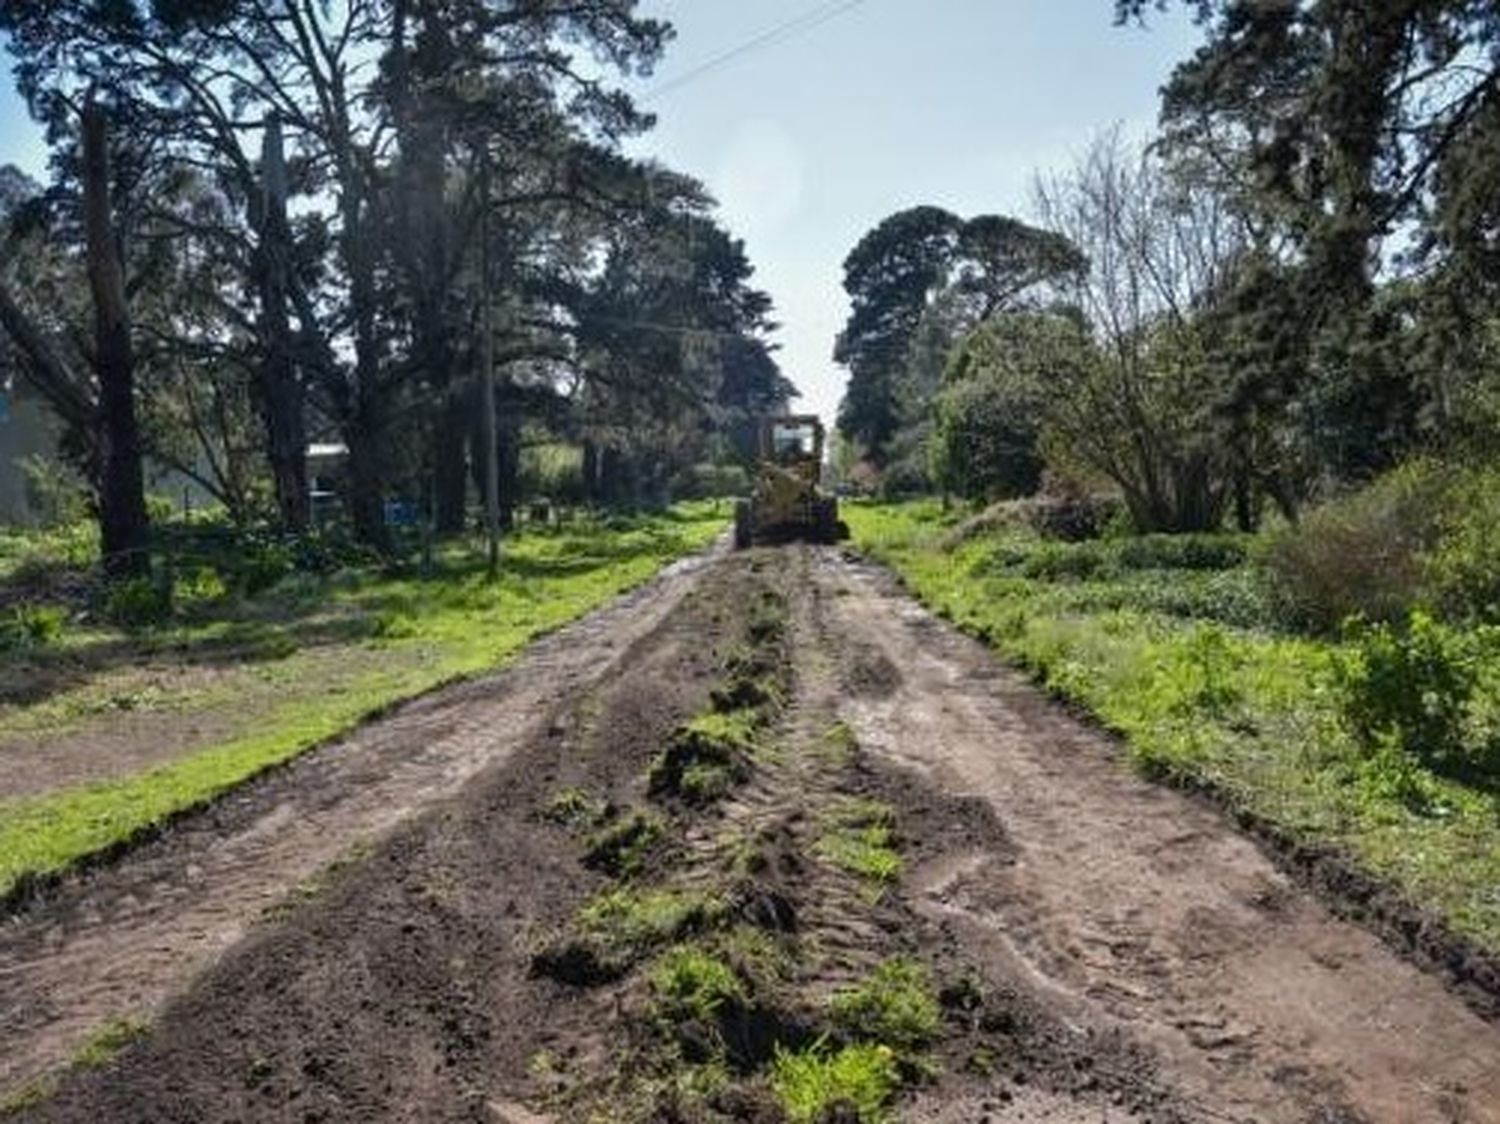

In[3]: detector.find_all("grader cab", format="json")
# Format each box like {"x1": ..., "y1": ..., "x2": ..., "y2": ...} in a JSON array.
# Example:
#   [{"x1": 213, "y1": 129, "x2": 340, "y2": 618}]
[{"x1": 733, "y1": 415, "x2": 848, "y2": 549}]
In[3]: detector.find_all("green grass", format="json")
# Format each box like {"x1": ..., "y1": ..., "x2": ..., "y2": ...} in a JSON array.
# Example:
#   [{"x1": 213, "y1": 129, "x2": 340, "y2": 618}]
[
  {"x1": 72, "y1": 1016, "x2": 148, "y2": 1068},
  {"x1": 648, "y1": 706, "x2": 762, "y2": 802},
  {"x1": 0, "y1": 1015, "x2": 148, "y2": 1116},
  {"x1": 0, "y1": 505, "x2": 725, "y2": 901},
  {"x1": 846, "y1": 500, "x2": 1500, "y2": 952},
  {"x1": 814, "y1": 797, "x2": 903, "y2": 894},
  {"x1": 577, "y1": 887, "x2": 727, "y2": 954},
  {"x1": 828, "y1": 958, "x2": 940, "y2": 1053},
  {"x1": 770, "y1": 1041, "x2": 900, "y2": 1124},
  {"x1": 584, "y1": 812, "x2": 666, "y2": 878},
  {"x1": 650, "y1": 945, "x2": 747, "y2": 1020}
]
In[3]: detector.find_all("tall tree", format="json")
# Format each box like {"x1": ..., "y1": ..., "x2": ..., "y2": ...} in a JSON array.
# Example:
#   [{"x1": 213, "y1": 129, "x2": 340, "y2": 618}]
[
  {"x1": 834, "y1": 206, "x2": 961, "y2": 467},
  {"x1": 1117, "y1": 0, "x2": 1500, "y2": 481},
  {"x1": 0, "y1": 105, "x2": 151, "y2": 574},
  {"x1": 834, "y1": 206, "x2": 1084, "y2": 475}
]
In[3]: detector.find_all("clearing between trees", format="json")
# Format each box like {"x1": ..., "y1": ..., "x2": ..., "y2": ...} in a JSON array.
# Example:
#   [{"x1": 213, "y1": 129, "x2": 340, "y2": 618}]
[{"x1": 3, "y1": 542, "x2": 1498, "y2": 1122}]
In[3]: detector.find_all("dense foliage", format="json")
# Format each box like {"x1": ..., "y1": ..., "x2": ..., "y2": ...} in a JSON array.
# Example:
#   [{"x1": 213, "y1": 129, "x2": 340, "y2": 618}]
[
  {"x1": 835, "y1": 3, "x2": 1500, "y2": 533},
  {"x1": 0, "y1": 1, "x2": 790, "y2": 568}
]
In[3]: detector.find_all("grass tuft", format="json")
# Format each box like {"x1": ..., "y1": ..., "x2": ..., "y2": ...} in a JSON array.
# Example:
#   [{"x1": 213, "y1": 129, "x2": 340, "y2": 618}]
[
  {"x1": 814, "y1": 797, "x2": 903, "y2": 893},
  {"x1": 770, "y1": 1040, "x2": 899, "y2": 1124},
  {"x1": 650, "y1": 945, "x2": 747, "y2": 1021},
  {"x1": 583, "y1": 812, "x2": 666, "y2": 878},
  {"x1": 828, "y1": 958, "x2": 940, "y2": 1053}
]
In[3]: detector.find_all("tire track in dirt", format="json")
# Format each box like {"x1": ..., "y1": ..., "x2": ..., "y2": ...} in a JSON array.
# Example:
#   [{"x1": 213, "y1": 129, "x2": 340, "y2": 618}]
[
  {"x1": 0, "y1": 542, "x2": 723, "y2": 1101},
  {"x1": 821, "y1": 548, "x2": 1500, "y2": 1123}
]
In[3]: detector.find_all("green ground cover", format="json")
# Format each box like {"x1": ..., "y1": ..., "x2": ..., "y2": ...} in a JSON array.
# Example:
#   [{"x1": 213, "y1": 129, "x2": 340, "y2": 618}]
[
  {"x1": 846, "y1": 500, "x2": 1500, "y2": 952},
  {"x1": 0, "y1": 505, "x2": 725, "y2": 899}
]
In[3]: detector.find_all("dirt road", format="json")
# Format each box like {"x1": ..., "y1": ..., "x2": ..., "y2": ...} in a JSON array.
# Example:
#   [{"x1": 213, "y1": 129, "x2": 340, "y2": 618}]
[
  {"x1": 0, "y1": 547, "x2": 718, "y2": 1099},
  {"x1": 5, "y1": 545, "x2": 1499, "y2": 1121}
]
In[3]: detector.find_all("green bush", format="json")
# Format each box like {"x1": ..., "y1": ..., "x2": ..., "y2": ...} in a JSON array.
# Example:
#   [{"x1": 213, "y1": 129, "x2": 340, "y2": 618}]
[
  {"x1": 17, "y1": 455, "x2": 90, "y2": 528},
  {"x1": 0, "y1": 603, "x2": 66, "y2": 651},
  {"x1": 1264, "y1": 461, "x2": 1451, "y2": 632},
  {"x1": 105, "y1": 576, "x2": 173, "y2": 629},
  {"x1": 1337, "y1": 611, "x2": 1500, "y2": 781},
  {"x1": 1020, "y1": 541, "x2": 1108, "y2": 581},
  {"x1": 1117, "y1": 533, "x2": 1248, "y2": 572},
  {"x1": 1426, "y1": 465, "x2": 1500, "y2": 623}
]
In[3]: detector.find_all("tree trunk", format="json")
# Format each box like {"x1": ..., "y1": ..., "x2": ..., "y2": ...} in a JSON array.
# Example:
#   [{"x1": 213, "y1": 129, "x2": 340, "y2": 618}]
[
  {"x1": 581, "y1": 440, "x2": 601, "y2": 505},
  {"x1": 467, "y1": 393, "x2": 518, "y2": 532},
  {"x1": 256, "y1": 115, "x2": 309, "y2": 532},
  {"x1": 346, "y1": 414, "x2": 387, "y2": 550},
  {"x1": 341, "y1": 175, "x2": 388, "y2": 550},
  {"x1": 82, "y1": 103, "x2": 150, "y2": 579},
  {"x1": 498, "y1": 406, "x2": 519, "y2": 531},
  {"x1": 433, "y1": 384, "x2": 470, "y2": 534}
]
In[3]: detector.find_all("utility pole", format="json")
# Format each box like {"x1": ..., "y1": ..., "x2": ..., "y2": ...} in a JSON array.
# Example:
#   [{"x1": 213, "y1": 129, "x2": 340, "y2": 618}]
[{"x1": 479, "y1": 145, "x2": 500, "y2": 577}]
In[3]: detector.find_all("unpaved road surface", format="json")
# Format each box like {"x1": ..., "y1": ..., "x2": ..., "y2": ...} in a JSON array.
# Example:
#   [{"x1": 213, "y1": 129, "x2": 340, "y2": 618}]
[
  {"x1": 0, "y1": 547, "x2": 719, "y2": 1098},
  {"x1": 5, "y1": 545, "x2": 1500, "y2": 1122}
]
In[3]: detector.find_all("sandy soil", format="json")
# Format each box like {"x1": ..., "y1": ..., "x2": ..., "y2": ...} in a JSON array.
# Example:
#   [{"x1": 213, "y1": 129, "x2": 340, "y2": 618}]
[{"x1": 3, "y1": 544, "x2": 1498, "y2": 1123}]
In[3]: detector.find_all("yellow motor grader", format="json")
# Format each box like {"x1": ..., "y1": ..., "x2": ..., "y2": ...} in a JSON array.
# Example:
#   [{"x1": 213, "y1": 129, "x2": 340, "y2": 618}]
[{"x1": 733, "y1": 415, "x2": 849, "y2": 549}]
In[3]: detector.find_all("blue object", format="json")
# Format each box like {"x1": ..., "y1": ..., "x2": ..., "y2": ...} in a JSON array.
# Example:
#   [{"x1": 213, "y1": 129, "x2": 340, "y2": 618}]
[{"x1": 384, "y1": 499, "x2": 419, "y2": 526}]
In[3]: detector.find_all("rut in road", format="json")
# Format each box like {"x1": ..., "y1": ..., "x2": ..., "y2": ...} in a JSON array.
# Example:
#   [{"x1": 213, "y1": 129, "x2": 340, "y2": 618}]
[
  {"x1": 0, "y1": 546, "x2": 719, "y2": 1101},
  {"x1": 6, "y1": 544, "x2": 1500, "y2": 1123}
]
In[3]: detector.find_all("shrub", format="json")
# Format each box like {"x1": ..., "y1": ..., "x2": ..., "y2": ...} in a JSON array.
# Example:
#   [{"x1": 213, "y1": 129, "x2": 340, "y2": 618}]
[
  {"x1": 1021, "y1": 541, "x2": 1107, "y2": 581},
  {"x1": 105, "y1": 576, "x2": 172, "y2": 629},
  {"x1": 17, "y1": 454, "x2": 90, "y2": 528},
  {"x1": 1116, "y1": 533, "x2": 1248, "y2": 572},
  {"x1": 1263, "y1": 461, "x2": 1450, "y2": 632},
  {"x1": 1336, "y1": 611, "x2": 1500, "y2": 781},
  {"x1": 1426, "y1": 465, "x2": 1500, "y2": 623},
  {"x1": 0, "y1": 603, "x2": 66, "y2": 651}
]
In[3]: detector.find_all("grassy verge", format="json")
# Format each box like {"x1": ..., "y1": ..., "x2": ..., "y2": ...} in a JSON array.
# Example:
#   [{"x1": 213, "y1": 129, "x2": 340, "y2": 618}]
[
  {"x1": 845, "y1": 500, "x2": 1500, "y2": 953},
  {"x1": 0, "y1": 505, "x2": 724, "y2": 901}
]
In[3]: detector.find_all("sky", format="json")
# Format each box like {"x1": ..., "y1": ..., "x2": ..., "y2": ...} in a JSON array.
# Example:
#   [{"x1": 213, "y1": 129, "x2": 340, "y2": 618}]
[{"x1": 0, "y1": 1, "x2": 1207, "y2": 428}]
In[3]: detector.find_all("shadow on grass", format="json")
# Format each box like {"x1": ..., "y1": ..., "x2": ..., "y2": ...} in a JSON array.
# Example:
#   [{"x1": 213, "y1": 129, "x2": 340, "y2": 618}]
[{"x1": 0, "y1": 520, "x2": 707, "y2": 713}]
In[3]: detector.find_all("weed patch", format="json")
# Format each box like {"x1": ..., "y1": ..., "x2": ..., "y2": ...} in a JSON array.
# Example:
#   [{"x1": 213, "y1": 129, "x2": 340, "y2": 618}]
[
  {"x1": 770, "y1": 1040, "x2": 900, "y2": 1124},
  {"x1": 828, "y1": 958, "x2": 940, "y2": 1054},
  {"x1": 534, "y1": 888, "x2": 727, "y2": 985},
  {"x1": 584, "y1": 812, "x2": 666, "y2": 878},
  {"x1": 814, "y1": 798, "x2": 903, "y2": 894}
]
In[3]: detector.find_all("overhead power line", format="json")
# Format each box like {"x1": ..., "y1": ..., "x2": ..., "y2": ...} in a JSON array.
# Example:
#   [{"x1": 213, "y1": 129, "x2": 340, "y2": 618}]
[{"x1": 642, "y1": 0, "x2": 871, "y2": 103}]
